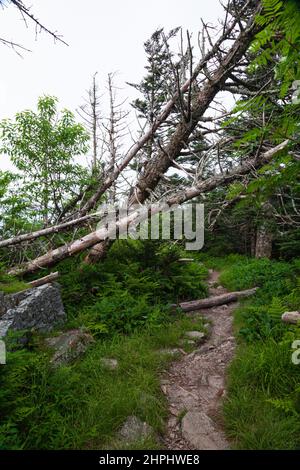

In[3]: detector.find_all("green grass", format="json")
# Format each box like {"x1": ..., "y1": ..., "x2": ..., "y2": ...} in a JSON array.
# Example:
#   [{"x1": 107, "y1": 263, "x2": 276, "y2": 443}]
[
  {"x1": 215, "y1": 255, "x2": 300, "y2": 450},
  {"x1": 0, "y1": 315, "x2": 205, "y2": 450},
  {"x1": 0, "y1": 280, "x2": 28, "y2": 294},
  {"x1": 224, "y1": 339, "x2": 300, "y2": 449},
  {"x1": 0, "y1": 262, "x2": 28, "y2": 294}
]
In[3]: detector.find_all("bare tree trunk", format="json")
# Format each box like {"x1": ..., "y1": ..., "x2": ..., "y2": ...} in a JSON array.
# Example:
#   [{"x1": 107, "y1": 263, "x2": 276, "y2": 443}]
[
  {"x1": 107, "y1": 73, "x2": 117, "y2": 203},
  {"x1": 91, "y1": 73, "x2": 98, "y2": 171},
  {"x1": 68, "y1": 3, "x2": 257, "y2": 220},
  {"x1": 27, "y1": 272, "x2": 59, "y2": 288},
  {"x1": 8, "y1": 140, "x2": 288, "y2": 276},
  {"x1": 77, "y1": 72, "x2": 102, "y2": 173},
  {"x1": 255, "y1": 202, "x2": 274, "y2": 259},
  {"x1": 84, "y1": 10, "x2": 263, "y2": 264}
]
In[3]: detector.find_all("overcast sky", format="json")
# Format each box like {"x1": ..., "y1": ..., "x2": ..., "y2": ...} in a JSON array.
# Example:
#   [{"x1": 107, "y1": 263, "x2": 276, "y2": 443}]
[{"x1": 0, "y1": 0, "x2": 224, "y2": 170}]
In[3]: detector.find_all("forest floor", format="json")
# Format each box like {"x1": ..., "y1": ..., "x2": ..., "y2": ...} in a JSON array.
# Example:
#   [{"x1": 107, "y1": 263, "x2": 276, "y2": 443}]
[{"x1": 162, "y1": 270, "x2": 237, "y2": 450}]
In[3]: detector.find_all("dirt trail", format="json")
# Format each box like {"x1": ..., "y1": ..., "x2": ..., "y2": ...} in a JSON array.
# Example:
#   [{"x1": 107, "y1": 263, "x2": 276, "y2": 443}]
[{"x1": 162, "y1": 270, "x2": 237, "y2": 450}]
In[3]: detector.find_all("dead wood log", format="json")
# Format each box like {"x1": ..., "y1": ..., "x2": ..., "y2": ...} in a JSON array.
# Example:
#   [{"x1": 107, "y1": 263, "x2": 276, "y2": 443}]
[
  {"x1": 172, "y1": 287, "x2": 258, "y2": 312},
  {"x1": 27, "y1": 272, "x2": 59, "y2": 288},
  {"x1": 0, "y1": 213, "x2": 99, "y2": 249},
  {"x1": 282, "y1": 311, "x2": 300, "y2": 325}
]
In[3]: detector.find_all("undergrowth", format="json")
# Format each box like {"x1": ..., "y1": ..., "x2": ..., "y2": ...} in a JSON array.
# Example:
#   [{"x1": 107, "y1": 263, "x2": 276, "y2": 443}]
[
  {"x1": 0, "y1": 240, "x2": 208, "y2": 449},
  {"x1": 0, "y1": 316, "x2": 205, "y2": 450},
  {"x1": 58, "y1": 240, "x2": 208, "y2": 335},
  {"x1": 218, "y1": 255, "x2": 300, "y2": 449}
]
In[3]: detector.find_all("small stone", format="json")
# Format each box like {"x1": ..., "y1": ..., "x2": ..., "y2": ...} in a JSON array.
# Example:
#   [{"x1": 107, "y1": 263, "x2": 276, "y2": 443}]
[
  {"x1": 185, "y1": 331, "x2": 206, "y2": 341},
  {"x1": 282, "y1": 311, "x2": 300, "y2": 324},
  {"x1": 118, "y1": 416, "x2": 153, "y2": 443},
  {"x1": 178, "y1": 339, "x2": 196, "y2": 346},
  {"x1": 100, "y1": 358, "x2": 118, "y2": 370},
  {"x1": 157, "y1": 348, "x2": 182, "y2": 357}
]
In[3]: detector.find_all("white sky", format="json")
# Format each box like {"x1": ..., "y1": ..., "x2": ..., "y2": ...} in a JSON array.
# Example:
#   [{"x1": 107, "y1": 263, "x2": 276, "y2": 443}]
[{"x1": 0, "y1": 0, "x2": 224, "y2": 170}]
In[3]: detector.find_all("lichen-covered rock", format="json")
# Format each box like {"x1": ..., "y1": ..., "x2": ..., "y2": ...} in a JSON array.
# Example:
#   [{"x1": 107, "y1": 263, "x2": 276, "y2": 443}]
[
  {"x1": 0, "y1": 283, "x2": 66, "y2": 338},
  {"x1": 45, "y1": 329, "x2": 94, "y2": 367},
  {"x1": 0, "y1": 289, "x2": 29, "y2": 318},
  {"x1": 118, "y1": 416, "x2": 154, "y2": 443},
  {"x1": 100, "y1": 358, "x2": 118, "y2": 370}
]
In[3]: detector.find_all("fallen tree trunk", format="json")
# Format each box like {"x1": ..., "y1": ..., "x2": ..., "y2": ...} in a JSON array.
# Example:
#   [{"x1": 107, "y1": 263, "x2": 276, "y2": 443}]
[
  {"x1": 27, "y1": 272, "x2": 59, "y2": 289},
  {"x1": 172, "y1": 287, "x2": 258, "y2": 312},
  {"x1": 0, "y1": 213, "x2": 101, "y2": 249},
  {"x1": 84, "y1": 5, "x2": 263, "y2": 264},
  {"x1": 8, "y1": 140, "x2": 289, "y2": 276}
]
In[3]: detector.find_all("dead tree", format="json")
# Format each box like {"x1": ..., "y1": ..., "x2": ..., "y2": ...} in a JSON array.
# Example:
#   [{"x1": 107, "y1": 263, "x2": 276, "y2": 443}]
[
  {"x1": 77, "y1": 73, "x2": 102, "y2": 173},
  {"x1": 0, "y1": 0, "x2": 67, "y2": 51},
  {"x1": 102, "y1": 73, "x2": 129, "y2": 203},
  {"x1": 3, "y1": 1, "x2": 271, "y2": 274},
  {"x1": 85, "y1": 1, "x2": 263, "y2": 263},
  {"x1": 7, "y1": 140, "x2": 288, "y2": 276},
  {"x1": 62, "y1": 0, "x2": 255, "y2": 221}
]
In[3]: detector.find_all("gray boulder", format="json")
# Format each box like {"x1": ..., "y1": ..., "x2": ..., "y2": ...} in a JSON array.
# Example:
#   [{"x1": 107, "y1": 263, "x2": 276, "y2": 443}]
[
  {"x1": 118, "y1": 416, "x2": 154, "y2": 443},
  {"x1": 45, "y1": 328, "x2": 94, "y2": 367},
  {"x1": 0, "y1": 283, "x2": 66, "y2": 338}
]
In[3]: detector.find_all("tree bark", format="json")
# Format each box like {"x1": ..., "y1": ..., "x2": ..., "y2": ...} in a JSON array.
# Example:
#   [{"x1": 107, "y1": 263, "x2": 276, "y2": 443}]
[{"x1": 255, "y1": 202, "x2": 274, "y2": 259}]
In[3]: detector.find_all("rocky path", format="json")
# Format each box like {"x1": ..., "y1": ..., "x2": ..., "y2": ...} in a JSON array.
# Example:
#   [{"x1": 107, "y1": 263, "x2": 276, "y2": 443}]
[{"x1": 162, "y1": 270, "x2": 237, "y2": 450}]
